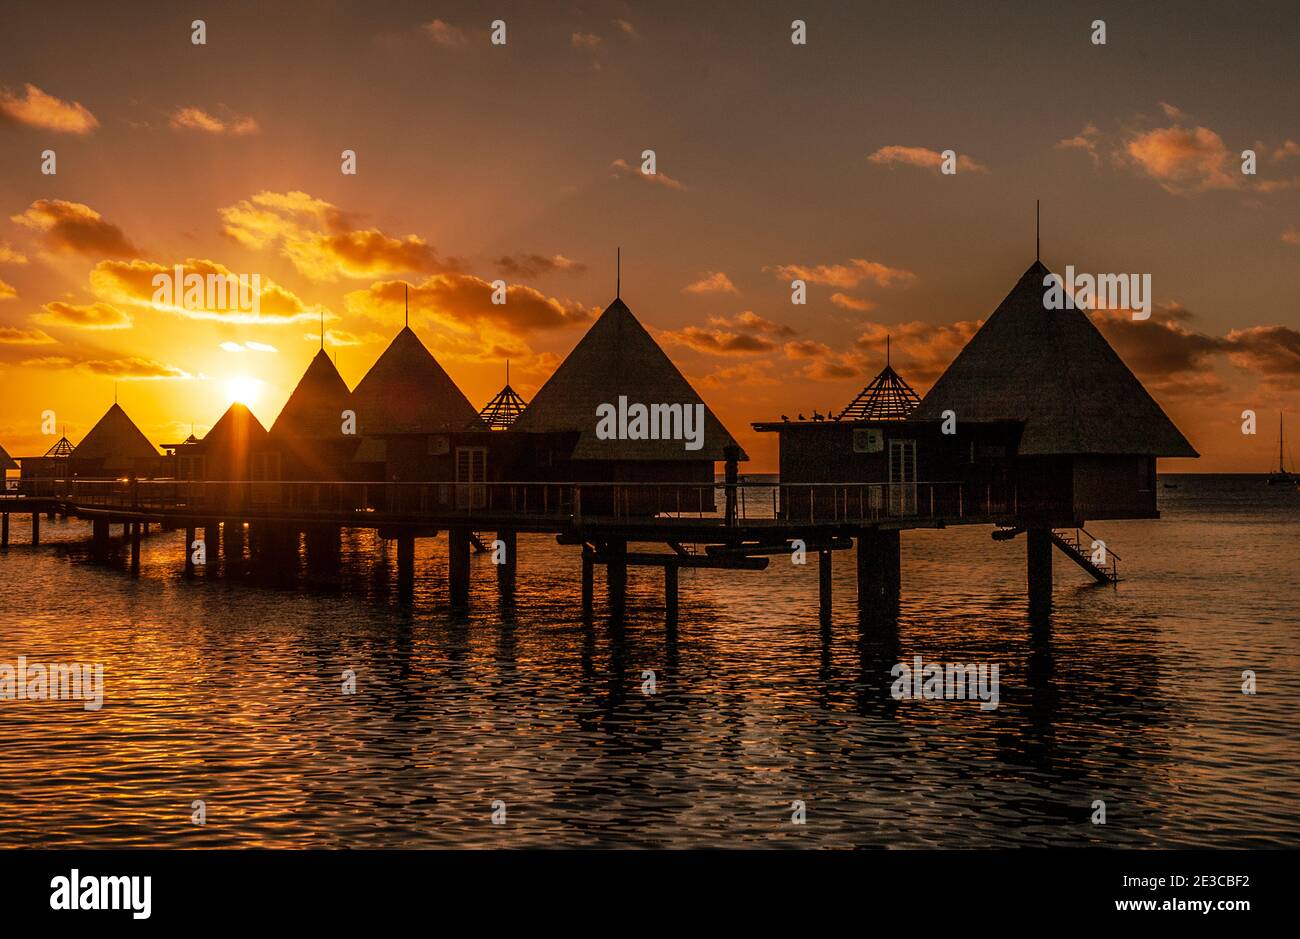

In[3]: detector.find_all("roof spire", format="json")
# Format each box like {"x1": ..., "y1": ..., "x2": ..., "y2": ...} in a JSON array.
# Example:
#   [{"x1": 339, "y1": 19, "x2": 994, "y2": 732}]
[
  {"x1": 506, "y1": 358, "x2": 510, "y2": 386},
  {"x1": 319, "y1": 307, "x2": 324, "y2": 350},
  {"x1": 1036, "y1": 199, "x2": 1040, "y2": 262},
  {"x1": 616, "y1": 246, "x2": 621, "y2": 299},
  {"x1": 886, "y1": 334, "x2": 891, "y2": 367},
  {"x1": 405, "y1": 282, "x2": 409, "y2": 328}
]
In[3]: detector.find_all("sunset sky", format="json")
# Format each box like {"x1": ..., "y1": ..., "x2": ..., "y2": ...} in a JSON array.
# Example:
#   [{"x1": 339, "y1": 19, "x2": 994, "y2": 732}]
[{"x1": 1, "y1": 0, "x2": 1297, "y2": 471}]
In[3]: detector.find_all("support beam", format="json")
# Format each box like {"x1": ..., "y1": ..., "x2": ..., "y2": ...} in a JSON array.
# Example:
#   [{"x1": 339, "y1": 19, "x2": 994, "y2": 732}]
[
  {"x1": 495, "y1": 529, "x2": 517, "y2": 596},
  {"x1": 396, "y1": 533, "x2": 415, "y2": 598},
  {"x1": 819, "y1": 549, "x2": 833, "y2": 627},
  {"x1": 448, "y1": 527, "x2": 471, "y2": 608},
  {"x1": 1, "y1": 513, "x2": 8, "y2": 549},
  {"x1": 665, "y1": 564, "x2": 679, "y2": 624},
  {"x1": 606, "y1": 539, "x2": 627, "y2": 619},
  {"x1": 203, "y1": 522, "x2": 220, "y2": 572},
  {"x1": 1027, "y1": 527, "x2": 1053, "y2": 618},
  {"x1": 581, "y1": 550, "x2": 594, "y2": 619},
  {"x1": 30, "y1": 512, "x2": 39, "y2": 546},
  {"x1": 92, "y1": 518, "x2": 110, "y2": 563},
  {"x1": 129, "y1": 522, "x2": 141, "y2": 575},
  {"x1": 184, "y1": 526, "x2": 196, "y2": 576},
  {"x1": 224, "y1": 520, "x2": 246, "y2": 564},
  {"x1": 857, "y1": 528, "x2": 901, "y2": 621}
]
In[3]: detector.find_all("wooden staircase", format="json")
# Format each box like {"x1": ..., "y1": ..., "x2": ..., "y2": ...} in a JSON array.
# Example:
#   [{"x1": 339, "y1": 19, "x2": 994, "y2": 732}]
[{"x1": 1050, "y1": 527, "x2": 1120, "y2": 584}]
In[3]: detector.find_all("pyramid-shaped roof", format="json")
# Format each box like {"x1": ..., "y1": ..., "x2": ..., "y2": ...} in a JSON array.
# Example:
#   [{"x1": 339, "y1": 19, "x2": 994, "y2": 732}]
[
  {"x1": 838, "y1": 363, "x2": 921, "y2": 421},
  {"x1": 198, "y1": 402, "x2": 268, "y2": 452},
  {"x1": 480, "y1": 383, "x2": 528, "y2": 429},
  {"x1": 44, "y1": 436, "x2": 75, "y2": 457},
  {"x1": 351, "y1": 327, "x2": 485, "y2": 435},
  {"x1": 912, "y1": 261, "x2": 1198, "y2": 457},
  {"x1": 0, "y1": 443, "x2": 17, "y2": 471},
  {"x1": 70, "y1": 404, "x2": 160, "y2": 465},
  {"x1": 513, "y1": 297, "x2": 747, "y2": 460},
  {"x1": 269, "y1": 349, "x2": 352, "y2": 440}
]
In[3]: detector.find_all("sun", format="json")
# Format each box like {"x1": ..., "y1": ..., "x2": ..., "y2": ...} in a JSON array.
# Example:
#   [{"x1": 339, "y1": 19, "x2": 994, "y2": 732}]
[{"x1": 225, "y1": 375, "x2": 262, "y2": 406}]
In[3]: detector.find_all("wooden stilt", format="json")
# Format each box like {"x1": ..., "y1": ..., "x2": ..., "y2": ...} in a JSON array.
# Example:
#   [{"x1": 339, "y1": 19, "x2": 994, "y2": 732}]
[
  {"x1": 581, "y1": 549, "x2": 594, "y2": 619},
  {"x1": 1, "y1": 513, "x2": 8, "y2": 549},
  {"x1": 606, "y1": 539, "x2": 627, "y2": 619},
  {"x1": 496, "y1": 529, "x2": 517, "y2": 596},
  {"x1": 1027, "y1": 527, "x2": 1053, "y2": 617},
  {"x1": 30, "y1": 512, "x2": 39, "y2": 546},
  {"x1": 665, "y1": 563, "x2": 679, "y2": 624},
  {"x1": 224, "y1": 520, "x2": 245, "y2": 563},
  {"x1": 184, "y1": 526, "x2": 196, "y2": 576},
  {"x1": 129, "y1": 522, "x2": 141, "y2": 574},
  {"x1": 857, "y1": 528, "x2": 901, "y2": 621},
  {"x1": 396, "y1": 532, "x2": 415, "y2": 597},
  {"x1": 203, "y1": 522, "x2": 220, "y2": 571},
  {"x1": 92, "y1": 519, "x2": 109, "y2": 562},
  {"x1": 448, "y1": 527, "x2": 471, "y2": 608},
  {"x1": 819, "y1": 548, "x2": 833, "y2": 626}
]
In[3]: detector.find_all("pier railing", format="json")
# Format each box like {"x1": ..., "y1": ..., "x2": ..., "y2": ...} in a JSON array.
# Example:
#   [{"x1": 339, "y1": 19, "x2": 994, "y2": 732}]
[{"x1": 11, "y1": 477, "x2": 1011, "y2": 527}]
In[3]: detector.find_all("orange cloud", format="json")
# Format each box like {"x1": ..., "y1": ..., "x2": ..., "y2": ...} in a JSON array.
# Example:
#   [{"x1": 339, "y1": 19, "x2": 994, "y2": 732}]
[
  {"x1": 424, "y1": 19, "x2": 468, "y2": 45},
  {"x1": 765, "y1": 258, "x2": 915, "y2": 289},
  {"x1": 89, "y1": 258, "x2": 313, "y2": 323},
  {"x1": 661, "y1": 327, "x2": 776, "y2": 355},
  {"x1": 1124, "y1": 125, "x2": 1238, "y2": 193},
  {"x1": 11, "y1": 200, "x2": 141, "y2": 259},
  {"x1": 610, "y1": 158, "x2": 686, "y2": 191},
  {"x1": 572, "y1": 32, "x2": 603, "y2": 49},
  {"x1": 496, "y1": 254, "x2": 585, "y2": 278},
  {"x1": 35, "y1": 301, "x2": 132, "y2": 330},
  {"x1": 345, "y1": 275, "x2": 594, "y2": 336},
  {"x1": 169, "y1": 106, "x2": 258, "y2": 135},
  {"x1": 683, "y1": 271, "x2": 739, "y2": 295},
  {"x1": 0, "y1": 83, "x2": 98, "y2": 134},
  {"x1": 0, "y1": 243, "x2": 28, "y2": 265},
  {"x1": 0, "y1": 326, "x2": 54, "y2": 345},
  {"x1": 0, "y1": 279, "x2": 15, "y2": 300},
  {"x1": 830, "y1": 293, "x2": 876, "y2": 312},
  {"x1": 868, "y1": 145, "x2": 988, "y2": 173}
]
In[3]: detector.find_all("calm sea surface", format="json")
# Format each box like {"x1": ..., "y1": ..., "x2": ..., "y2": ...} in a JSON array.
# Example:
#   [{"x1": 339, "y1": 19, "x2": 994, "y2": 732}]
[{"x1": 1, "y1": 474, "x2": 1296, "y2": 848}]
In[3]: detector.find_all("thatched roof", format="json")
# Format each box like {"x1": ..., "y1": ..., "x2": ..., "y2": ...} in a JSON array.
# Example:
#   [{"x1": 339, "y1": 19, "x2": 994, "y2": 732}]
[
  {"x1": 838, "y1": 364, "x2": 921, "y2": 421},
  {"x1": 513, "y1": 297, "x2": 747, "y2": 461},
  {"x1": 44, "y1": 436, "x2": 75, "y2": 457},
  {"x1": 913, "y1": 261, "x2": 1198, "y2": 457},
  {"x1": 480, "y1": 383, "x2": 527, "y2": 429},
  {"x1": 70, "y1": 404, "x2": 160, "y2": 467},
  {"x1": 0, "y1": 443, "x2": 17, "y2": 471},
  {"x1": 351, "y1": 327, "x2": 485, "y2": 434},
  {"x1": 197, "y1": 402, "x2": 268, "y2": 452},
  {"x1": 269, "y1": 349, "x2": 352, "y2": 441}
]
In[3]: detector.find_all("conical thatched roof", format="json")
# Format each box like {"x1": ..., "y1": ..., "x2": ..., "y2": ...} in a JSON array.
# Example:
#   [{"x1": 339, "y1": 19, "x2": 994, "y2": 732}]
[
  {"x1": 0, "y1": 443, "x2": 17, "y2": 471},
  {"x1": 199, "y1": 402, "x2": 268, "y2": 452},
  {"x1": 480, "y1": 383, "x2": 527, "y2": 429},
  {"x1": 913, "y1": 261, "x2": 1198, "y2": 457},
  {"x1": 269, "y1": 349, "x2": 352, "y2": 440},
  {"x1": 70, "y1": 404, "x2": 160, "y2": 466},
  {"x1": 513, "y1": 297, "x2": 746, "y2": 460},
  {"x1": 351, "y1": 327, "x2": 484, "y2": 434},
  {"x1": 44, "y1": 436, "x2": 75, "y2": 457}
]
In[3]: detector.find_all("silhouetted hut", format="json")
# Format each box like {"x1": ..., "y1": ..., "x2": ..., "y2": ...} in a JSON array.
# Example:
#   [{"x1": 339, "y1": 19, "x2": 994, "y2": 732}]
[
  {"x1": 912, "y1": 260, "x2": 1197, "y2": 524},
  {"x1": 67, "y1": 404, "x2": 165, "y2": 478},
  {"x1": 167, "y1": 403, "x2": 269, "y2": 481},
  {"x1": 754, "y1": 348, "x2": 1021, "y2": 519},
  {"x1": 266, "y1": 349, "x2": 354, "y2": 481},
  {"x1": 0, "y1": 443, "x2": 16, "y2": 492},
  {"x1": 512, "y1": 295, "x2": 746, "y2": 514},
  {"x1": 16, "y1": 434, "x2": 74, "y2": 490},
  {"x1": 349, "y1": 327, "x2": 493, "y2": 506}
]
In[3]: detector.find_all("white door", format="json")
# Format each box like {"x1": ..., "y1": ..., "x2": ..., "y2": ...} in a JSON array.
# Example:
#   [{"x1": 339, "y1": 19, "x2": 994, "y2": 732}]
[
  {"x1": 888, "y1": 440, "x2": 917, "y2": 515},
  {"x1": 455, "y1": 447, "x2": 487, "y2": 509}
]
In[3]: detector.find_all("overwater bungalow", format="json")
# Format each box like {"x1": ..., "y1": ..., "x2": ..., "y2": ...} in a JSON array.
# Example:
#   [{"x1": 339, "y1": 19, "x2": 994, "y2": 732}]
[
  {"x1": 348, "y1": 325, "x2": 491, "y2": 498},
  {"x1": 15, "y1": 434, "x2": 75, "y2": 493},
  {"x1": 65, "y1": 403, "x2": 167, "y2": 479},
  {"x1": 511, "y1": 294, "x2": 746, "y2": 515},
  {"x1": 166, "y1": 403, "x2": 269, "y2": 481},
  {"x1": 265, "y1": 348, "x2": 355, "y2": 482},
  {"x1": 0, "y1": 443, "x2": 17, "y2": 492}
]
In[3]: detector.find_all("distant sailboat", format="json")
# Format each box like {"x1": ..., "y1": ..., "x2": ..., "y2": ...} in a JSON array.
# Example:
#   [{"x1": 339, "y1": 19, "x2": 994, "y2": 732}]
[{"x1": 1267, "y1": 412, "x2": 1293, "y2": 485}]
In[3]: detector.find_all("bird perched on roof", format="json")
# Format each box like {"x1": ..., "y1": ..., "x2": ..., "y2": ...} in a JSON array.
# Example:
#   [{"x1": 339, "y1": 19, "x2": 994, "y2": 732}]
[
  {"x1": 812, "y1": 410, "x2": 824, "y2": 421},
  {"x1": 781, "y1": 414, "x2": 789, "y2": 422},
  {"x1": 798, "y1": 413, "x2": 806, "y2": 421}
]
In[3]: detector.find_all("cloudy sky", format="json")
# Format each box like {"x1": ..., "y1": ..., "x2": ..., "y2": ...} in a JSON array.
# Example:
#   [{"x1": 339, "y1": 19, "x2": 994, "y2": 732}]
[{"x1": 1, "y1": 0, "x2": 1297, "y2": 471}]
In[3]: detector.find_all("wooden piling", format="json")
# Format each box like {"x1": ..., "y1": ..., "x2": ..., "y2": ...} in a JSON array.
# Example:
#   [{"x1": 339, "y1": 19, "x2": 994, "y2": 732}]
[
  {"x1": 665, "y1": 563, "x2": 679, "y2": 624},
  {"x1": 495, "y1": 529, "x2": 517, "y2": 596},
  {"x1": 203, "y1": 522, "x2": 220, "y2": 571},
  {"x1": 92, "y1": 518, "x2": 109, "y2": 562},
  {"x1": 224, "y1": 520, "x2": 246, "y2": 563},
  {"x1": 1027, "y1": 527, "x2": 1053, "y2": 617},
  {"x1": 1, "y1": 513, "x2": 8, "y2": 549},
  {"x1": 129, "y1": 522, "x2": 141, "y2": 574},
  {"x1": 30, "y1": 512, "x2": 40, "y2": 546},
  {"x1": 448, "y1": 527, "x2": 471, "y2": 608},
  {"x1": 581, "y1": 549, "x2": 594, "y2": 619},
  {"x1": 819, "y1": 548, "x2": 833, "y2": 626},
  {"x1": 396, "y1": 532, "x2": 415, "y2": 597},
  {"x1": 857, "y1": 528, "x2": 901, "y2": 620},
  {"x1": 184, "y1": 526, "x2": 196, "y2": 576},
  {"x1": 606, "y1": 539, "x2": 627, "y2": 619}
]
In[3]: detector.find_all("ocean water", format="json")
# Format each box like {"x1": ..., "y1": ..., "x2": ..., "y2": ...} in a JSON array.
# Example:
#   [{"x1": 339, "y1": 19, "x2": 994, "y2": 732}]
[{"x1": 0, "y1": 474, "x2": 1296, "y2": 848}]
